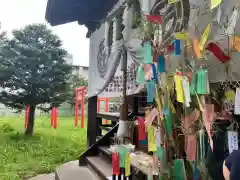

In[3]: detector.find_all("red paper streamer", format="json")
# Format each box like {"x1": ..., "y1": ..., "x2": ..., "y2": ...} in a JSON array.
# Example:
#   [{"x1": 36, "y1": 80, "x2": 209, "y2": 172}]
[
  {"x1": 167, "y1": 43, "x2": 174, "y2": 53},
  {"x1": 146, "y1": 15, "x2": 163, "y2": 23},
  {"x1": 137, "y1": 117, "x2": 146, "y2": 140},
  {"x1": 205, "y1": 42, "x2": 231, "y2": 63},
  {"x1": 112, "y1": 152, "x2": 120, "y2": 175},
  {"x1": 25, "y1": 106, "x2": 30, "y2": 129}
]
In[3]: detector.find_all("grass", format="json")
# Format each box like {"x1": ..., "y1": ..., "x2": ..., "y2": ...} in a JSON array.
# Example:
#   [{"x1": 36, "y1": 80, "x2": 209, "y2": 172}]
[{"x1": 0, "y1": 115, "x2": 87, "y2": 180}]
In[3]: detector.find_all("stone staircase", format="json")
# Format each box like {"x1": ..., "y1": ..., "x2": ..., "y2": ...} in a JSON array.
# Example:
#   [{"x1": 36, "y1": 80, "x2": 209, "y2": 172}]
[{"x1": 30, "y1": 111, "x2": 147, "y2": 180}]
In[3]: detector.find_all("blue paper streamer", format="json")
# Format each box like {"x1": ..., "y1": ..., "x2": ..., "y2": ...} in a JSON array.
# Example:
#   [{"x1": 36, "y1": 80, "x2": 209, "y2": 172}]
[
  {"x1": 194, "y1": 161, "x2": 199, "y2": 180},
  {"x1": 157, "y1": 55, "x2": 165, "y2": 72},
  {"x1": 140, "y1": 132, "x2": 148, "y2": 145},
  {"x1": 147, "y1": 81, "x2": 156, "y2": 103},
  {"x1": 152, "y1": 64, "x2": 157, "y2": 80},
  {"x1": 174, "y1": 40, "x2": 181, "y2": 55}
]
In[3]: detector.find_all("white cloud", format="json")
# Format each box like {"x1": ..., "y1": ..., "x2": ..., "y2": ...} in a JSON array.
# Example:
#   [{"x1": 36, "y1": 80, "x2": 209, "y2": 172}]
[{"x1": 0, "y1": 0, "x2": 89, "y2": 66}]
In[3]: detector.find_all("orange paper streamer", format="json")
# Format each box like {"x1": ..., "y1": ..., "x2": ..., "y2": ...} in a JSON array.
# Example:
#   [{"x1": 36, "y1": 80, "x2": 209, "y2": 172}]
[{"x1": 193, "y1": 38, "x2": 202, "y2": 59}]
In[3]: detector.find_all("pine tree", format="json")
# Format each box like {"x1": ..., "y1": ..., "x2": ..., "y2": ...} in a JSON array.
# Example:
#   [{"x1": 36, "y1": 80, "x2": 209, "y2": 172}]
[{"x1": 0, "y1": 24, "x2": 72, "y2": 135}]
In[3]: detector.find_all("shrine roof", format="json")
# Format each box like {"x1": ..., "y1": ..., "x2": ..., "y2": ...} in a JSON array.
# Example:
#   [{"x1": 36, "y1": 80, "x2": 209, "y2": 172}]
[{"x1": 45, "y1": 0, "x2": 118, "y2": 37}]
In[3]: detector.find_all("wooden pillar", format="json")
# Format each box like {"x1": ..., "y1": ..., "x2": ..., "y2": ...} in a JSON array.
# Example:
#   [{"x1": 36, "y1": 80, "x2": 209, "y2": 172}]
[
  {"x1": 132, "y1": 96, "x2": 138, "y2": 115},
  {"x1": 87, "y1": 96, "x2": 97, "y2": 147}
]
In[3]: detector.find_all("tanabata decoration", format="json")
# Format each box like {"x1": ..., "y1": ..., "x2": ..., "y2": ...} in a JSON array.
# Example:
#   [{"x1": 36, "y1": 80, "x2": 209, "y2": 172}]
[
  {"x1": 228, "y1": 131, "x2": 238, "y2": 153},
  {"x1": 142, "y1": 42, "x2": 153, "y2": 64},
  {"x1": 205, "y1": 42, "x2": 231, "y2": 63},
  {"x1": 137, "y1": 65, "x2": 145, "y2": 84},
  {"x1": 199, "y1": 24, "x2": 211, "y2": 51},
  {"x1": 225, "y1": 7, "x2": 239, "y2": 36},
  {"x1": 234, "y1": 88, "x2": 240, "y2": 115},
  {"x1": 174, "y1": 32, "x2": 188, "y2": 40},
  {"x1": 146, "y1": 15, "x2": 163, "y2": 23},
  {"x1": 193, "y1": 38, "x2": 202, "y2": 59},
  {"x1": 172, "y1": 159, "x2": 187, "y2": 180},
  {"x1": 125, "y1": 152, "x2": 131, "y2": 177},
  {"x1": 147, "y1": 81, "x2": 156, "y2": 103},
  {"x1": 152, "y1": 63, "x2": 157, "y2": 80},
  {"x1": 196, "y1": 69, "x2": 208, "y2": 95},
  {"x1": 138, "y1": 117, "x2": 146, "y2": 140},
  {"x1": 182, "y1": 76, "x2": 191, "y2": 107},
  {"x1": 225, "y1": 90, "x2": 236, "y2": 102},
  {"x1": 157, "y1": 55, "x2": 165, "y2": 72},
  {"x1": 119, "y1": 147, "x2": 129, "y2": 168},
  {"x1": 203, "y1": 104, "x2": 216, "y2": 150},
  {"x1": 174, "y1": 39, "x2": 181, "y2": 55},
  {"x1": 210, "y1": 0, "x2": 222, "y2": 10},
  {"x1": 148, "y1": 125, "x2": 157, "y2": 152},
  {"x1": 174, "y1": 74, "x2": 184, "y2": 103},
  {"x1": 143, "y1": 64, "x2": 153, "y2": 80},
  {"x1": 230, "y1": 36, "x2": 240, "y2": 52},
  {"x1": 112, "y1": 152, "x2": 120, "y2": 175},
  {"x1": 168, "y1": 0, "x2": 179, "y2": 4}
]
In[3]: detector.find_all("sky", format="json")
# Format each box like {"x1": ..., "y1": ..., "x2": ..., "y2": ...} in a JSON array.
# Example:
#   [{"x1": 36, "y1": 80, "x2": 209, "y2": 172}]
[{"x1": 0, "y1": 0, "x2": 89, "y2": 66}]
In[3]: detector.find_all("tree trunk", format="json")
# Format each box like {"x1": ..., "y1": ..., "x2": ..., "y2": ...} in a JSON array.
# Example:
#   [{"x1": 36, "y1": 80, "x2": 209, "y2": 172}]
[{"x1": 25, "y1": 105, "x2": 36, "y2": 136}]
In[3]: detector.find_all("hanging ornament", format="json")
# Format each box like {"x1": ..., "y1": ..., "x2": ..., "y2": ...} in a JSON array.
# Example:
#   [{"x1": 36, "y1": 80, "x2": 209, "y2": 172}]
[
  {"x1": 137, "y1": 65, "x2": 145, "y2": 84},
  {"x1": 205, "y1": 42, "x2": 231, "y2": 63},
  {"x1": 199, "y1": 24, "x2": 211, "y2": 51},
  {"x1": 210, "y1": 0, "x2": 222, "y2": 10},
  {"x1": 174, "y1": 40, "x2": 181, "y2": 55},
  {"x1": 146, "y1": 15, "x2": 163, "y2": 23}
]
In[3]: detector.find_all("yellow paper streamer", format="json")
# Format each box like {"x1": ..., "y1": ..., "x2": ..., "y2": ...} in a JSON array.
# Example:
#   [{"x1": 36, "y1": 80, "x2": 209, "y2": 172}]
[
  {"x1": 167, "y1": 76, "x2": 174, "y2": 90},
  {"x1": 174, "y1": 75, "x2": 184, "y2": 103},
  {"x1": 174, "y1": 32, "x2": 188, "y2": 40},
  {"x1": 169, "y1": 99, "x2": 176, "y2": 113},
  {"x1": 125, "y1": 152, "x2": 131, "y2": 176},
  {"x1": 168, "y1": 0, "x2": 179, "y2": 4},
  {"x1": 225, "y1": 90, "x2": 236, "y2": 102},
  {"x1": 148, "y1": 125, "x2": 157, "y2": 152},
  {"x1": 199, "y1": 24, "x2": 211, "y2": 51},
  {"x1": 230, "y1": 36, "x2": 240, "y2": 52},
  {"x1": 211, "y1": 0, "x2": 222, "y2": 10}
]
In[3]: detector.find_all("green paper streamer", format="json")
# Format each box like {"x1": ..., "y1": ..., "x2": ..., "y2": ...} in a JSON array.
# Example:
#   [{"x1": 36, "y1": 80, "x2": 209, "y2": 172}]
[
  {"x1": 190, "y1": 71, "x2": 197, "y2": 95},
  {"x1": 157, "y1": 146, "x2": 165, "y2": 162},
  {"x1": 173, "y1": 159, "x2": 185, "y2": 180},
  {"x1": 119, "y1": 147, "x2": 128, "y2": 168},
  {"x1": 137, "y1": 66, "x2": 145, "y2": 84},
  {"x1": 196, "y1": 69, "x2": 207, "y2": 95},
  {"x1": 165, "y1": 109, "x2": 173, "y2": 136},
  {"x1": 142, "y1": 42, "x2": 153, "y2": 64}
]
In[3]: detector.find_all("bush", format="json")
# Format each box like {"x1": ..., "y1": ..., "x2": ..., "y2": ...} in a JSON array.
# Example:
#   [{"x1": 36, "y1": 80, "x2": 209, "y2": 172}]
[{"x1": 1, "y1": 123, "x2": 14, "y2": 132}]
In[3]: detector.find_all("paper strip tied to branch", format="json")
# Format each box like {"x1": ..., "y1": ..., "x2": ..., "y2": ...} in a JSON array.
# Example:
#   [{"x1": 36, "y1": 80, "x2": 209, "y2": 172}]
[
  {"x1": 199, "y1": 24, "x2": 211, "y2": 51},
  {"x1": 148, "y1": 125, "x2": 157, "y2": 152},
  {"x1": 230, "y1": 36, "x2": 240, "y2": 52},
  {"x1": 112, "y1": 152, "x2": 120, "y2": 175},
  {"x1": 174, "y1": 74, "x2": 184, "y2": 103},
  {"x1": 203, "y1": 104, "x2": 216, "y2": 150},
  {"x1": 210, "y1": 0, "x2": 222, "y2": 10}
]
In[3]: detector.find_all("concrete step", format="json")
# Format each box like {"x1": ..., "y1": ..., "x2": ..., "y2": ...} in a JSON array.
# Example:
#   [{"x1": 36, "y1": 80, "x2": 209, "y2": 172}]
[
  {"x1": 55, "y1": 160, "x2": 99, "y2": 180},
  {"x1": 86, "y1": 156, "x2": 112, "y2": 180},
  {"x1": 28, "y1": 173, "x2": 55, "y2": 180}
]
